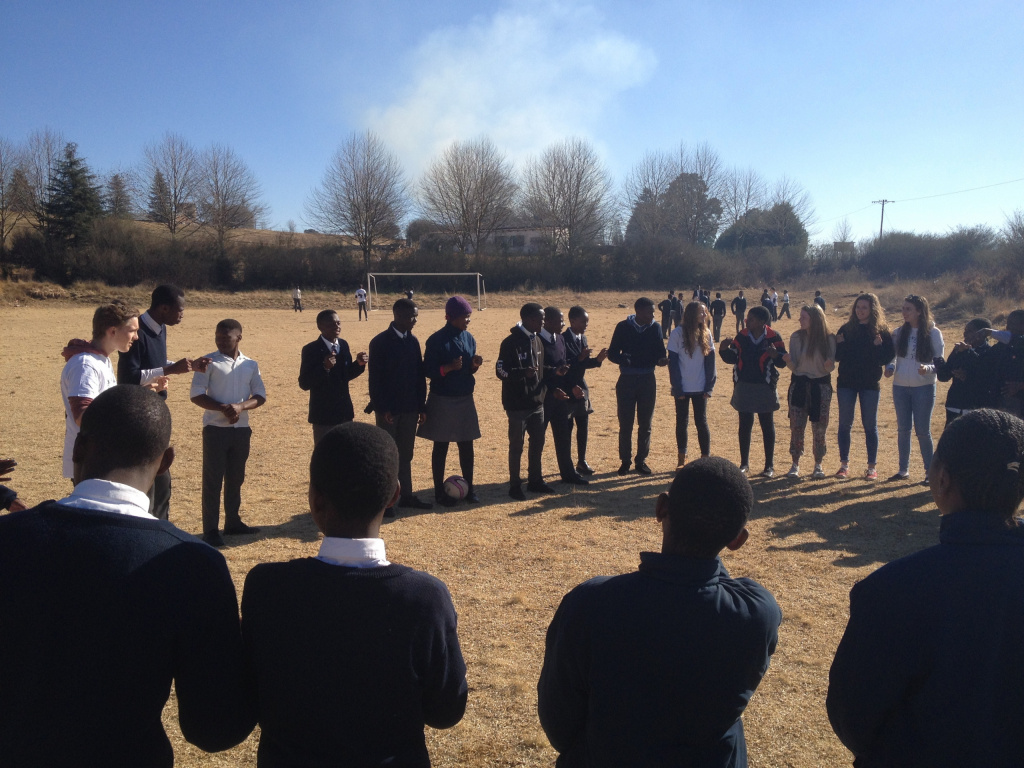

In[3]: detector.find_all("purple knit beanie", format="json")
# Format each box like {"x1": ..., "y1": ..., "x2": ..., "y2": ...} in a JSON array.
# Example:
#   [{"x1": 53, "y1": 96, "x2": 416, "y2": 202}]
[{"x1": 445, "y1": 296, "x2": 473, "y2": 318}]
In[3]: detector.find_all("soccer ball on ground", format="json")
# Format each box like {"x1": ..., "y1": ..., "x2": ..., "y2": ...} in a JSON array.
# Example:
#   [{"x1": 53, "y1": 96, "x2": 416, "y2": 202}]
[{"x1": 443, "y1": 475, "x2": 469, "y2": 500}]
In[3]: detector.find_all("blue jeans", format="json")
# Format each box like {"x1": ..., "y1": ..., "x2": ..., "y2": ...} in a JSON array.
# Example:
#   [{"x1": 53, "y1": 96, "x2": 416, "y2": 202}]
[
  {"x1": 837, "y1": 388, "x2": 880, "y2": 464},
  {"x1": 892, "y1": 383, "x2": 936, "y2": 474}
]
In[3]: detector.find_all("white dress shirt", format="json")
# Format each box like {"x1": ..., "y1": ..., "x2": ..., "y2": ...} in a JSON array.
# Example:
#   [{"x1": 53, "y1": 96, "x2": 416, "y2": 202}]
[
  {"x1": 58, "y1": 478, "x2": 155, "y2": 519},
  {"x1": 316, "y1": 537, "x2": 390, "y2": 568},
  {"x1": 189, "y1": 350, "x2": 267, "y2": 428}
]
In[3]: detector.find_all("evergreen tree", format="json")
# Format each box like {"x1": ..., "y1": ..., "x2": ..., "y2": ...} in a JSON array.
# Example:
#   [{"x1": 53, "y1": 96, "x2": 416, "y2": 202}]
[
  {"x1": 147, "y1": 169, "x2": 171, "y2": 225},
  {"x1": 104, "y1": 173, "x2": 134, "y2": 218},
  {"x1": 43, "y1": 143, "x2": 103, "y2": 249}
]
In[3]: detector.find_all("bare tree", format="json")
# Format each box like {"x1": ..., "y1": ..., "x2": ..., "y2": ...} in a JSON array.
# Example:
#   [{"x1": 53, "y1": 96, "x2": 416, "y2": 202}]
[
  {"x1": 771, "y1": 175, "x2": 816, "y2": 233},
  {"x1": 21, "y1": 127, "x2": 65, "y2": 233},
  {"x1": 419, "y1": 137, "x2": 518, "y2": 256},
  {"x1": 305, "y1": 130, "x2": 410, "y2": 276},
  {"x1": 0, "y1": 137, "x2": 28, "y2": 260},
  {"x1": 144, "y1": 133, "x2": 201, "y2": 237},
  {"x1": 523, "y1": 137, "x2": 614, "y2": 256},
  {"x1": 831, "y1": 217, "x2": 853, "y2": 244},
  {"x1": 197, "y1": 144, "x2": 268, "y2": 257},
  {"x1": 620, "y1": 150, "x2": 676, "y2": 240},
  {"x1": 721, "y1": 167, "x2": 768, "y2": 227}
]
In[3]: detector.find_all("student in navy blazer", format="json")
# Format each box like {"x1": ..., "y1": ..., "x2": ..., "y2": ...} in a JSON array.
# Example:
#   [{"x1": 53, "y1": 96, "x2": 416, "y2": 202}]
[{"x1": 299, "y1": 309, "x2": 367, "y2": 444}]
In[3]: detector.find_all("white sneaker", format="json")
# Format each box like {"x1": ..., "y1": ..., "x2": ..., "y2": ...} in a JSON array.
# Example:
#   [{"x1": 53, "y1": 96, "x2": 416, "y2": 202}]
[
  {"x1": 761, "y1": 466, "x2": 775, "y2": 478},
  {"x1": 786, "y1": 464, "x2": 800, "y2": 478},
  {"x1": 811, "y1": 465, "x2": 826, "y2": 479},
  {"x1": 739, "y1": 464, "x2": 749, "y2": 475}
]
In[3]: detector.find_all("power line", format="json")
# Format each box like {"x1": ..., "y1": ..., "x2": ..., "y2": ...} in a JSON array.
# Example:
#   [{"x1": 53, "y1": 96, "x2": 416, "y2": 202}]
[
  {"x1": 819, "y1": 175, "x2": 1024, "y2": 227},
  {"x1": 873, "y1": 199, "x2": 894, "y2": 240}
]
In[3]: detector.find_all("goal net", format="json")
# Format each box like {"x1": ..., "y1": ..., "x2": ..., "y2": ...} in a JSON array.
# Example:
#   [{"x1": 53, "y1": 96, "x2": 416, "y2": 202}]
[{"x1": 366, "y1": 272, "x2": 487, "y2": 312}]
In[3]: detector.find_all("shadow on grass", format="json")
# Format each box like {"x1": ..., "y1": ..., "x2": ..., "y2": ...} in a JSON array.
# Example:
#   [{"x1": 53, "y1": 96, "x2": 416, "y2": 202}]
[{"x1": 750, "y1": 473, "x2": 940, "y2": 568}]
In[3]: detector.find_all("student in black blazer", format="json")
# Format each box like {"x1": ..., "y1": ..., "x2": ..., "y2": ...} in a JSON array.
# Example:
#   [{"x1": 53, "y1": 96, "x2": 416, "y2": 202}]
[
  {"x1": 563, "y1": 305, "x2": 608, "y2": 475},
  {"x1": 298, "y1": 310, "x2": 367, "y2": 444}
]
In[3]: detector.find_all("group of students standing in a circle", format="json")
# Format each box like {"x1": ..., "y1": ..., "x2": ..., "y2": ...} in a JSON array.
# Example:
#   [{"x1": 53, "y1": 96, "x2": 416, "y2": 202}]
[{"x1": 667, "y1": 291, "x2": 1024, "y2": 483}]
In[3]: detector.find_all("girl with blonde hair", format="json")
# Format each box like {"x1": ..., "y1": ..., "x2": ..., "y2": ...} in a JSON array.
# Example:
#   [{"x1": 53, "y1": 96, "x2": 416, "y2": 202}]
[
  {"x1": 667, "y1": 301, "x2": 716, "y2": 468},
  {"x1": 783, "y1": 305, "x2": 836, "y2": 478},
  {"x1": 834, "y1": 293, "x2": 895, "y2": 480}
]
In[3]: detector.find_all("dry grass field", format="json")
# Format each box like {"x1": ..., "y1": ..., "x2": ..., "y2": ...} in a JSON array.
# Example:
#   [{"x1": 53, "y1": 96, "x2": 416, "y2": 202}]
[{"x1": 0, "y1": 281, "x2": 1004, "y2": 767}]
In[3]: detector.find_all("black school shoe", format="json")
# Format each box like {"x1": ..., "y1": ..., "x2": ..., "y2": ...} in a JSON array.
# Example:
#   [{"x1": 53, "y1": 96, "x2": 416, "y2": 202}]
[
  {"x1": 635, "y1": 462, "x2": 653, "y2": 475},
  {"x1": 576, "y1": 461, "x2": 596, "y2": 475},
  {"x1": 617, "y1": 462, "x2": 631, "y2": 475},
  {"x1": 526, "y1": 481, "x2": 557, "y2": 494},
  {"x1": 561, "y1": 474, "x2": 590, "y2": 485},
  {"x1": 224, "y1": 521, "x2": 261, "y2": 536},
  {"x1": 509, "y1": 484, "x2": 526, "y2": 501},
  {"x1": 434, "y1": 491, "x2": 458, "y2": 508},
  {"x1": 202, "y1": 532, "x2": 226, "y2": 548}
]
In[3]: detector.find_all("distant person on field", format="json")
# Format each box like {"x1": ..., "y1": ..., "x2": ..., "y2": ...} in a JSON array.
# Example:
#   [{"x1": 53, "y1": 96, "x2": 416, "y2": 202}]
[
  {"x1": 292, "y1": 286, "x2": 302, "y2": 312},
  {"x1": 709, "y1": 291, "x2": 728, "y2": 342},
  {"x1": 496, "y1": 303, "x2": 550, "y2": 500},
  {"x1": 190, "y1": 319, "x2": 266, "y2": 547},
  {"x1": 539, "y1": 457, "x2": 781, "y2": 768},
  {"x1": 719, "y1": 305, "x2": 787, "y2": 478},
  {"x1": 782, "y1": 304, "x2": 836, "y2": 480},
  {"x1": 670, "y1": 290, "x2": 683, "y2": 330},
  {"x1": 355, "y1": 284, "x2": 368, "y2": 321},
  {"x1": 0, "y1": 385, "x2": 255, "y2": 765},
  {"x1": 117, "y1": 284, "x2": 201, "y2": 520},
  {"x1": 563, "y1": 305, "x2": 607, "y2": 476},
  {"x1": 608, "y1": 297, "x2": 668, "y2": 475},
  {"x1": 406, "y1": 288, "x2": 414, "y2": 301},
  {"x1": 60, "y1": 301, "x2": 143, "y2": 482},
  {"x1": 658, "y1": 292, "x2": 674, "y2": 340},
  {"x1": 828, "y1": 409, "x2": 1024, "y2": 768},
  {"x1": 769, "y1": 287, "x2": 778, "y2": 321},
  {"x1": 731, "y1": 290, "x2": 747, "y2": 334},
  {"x1": 779, "y1": 289, "x2": 791, "y2": 319},
  {"x1": 242, "y1": 422, "x2": 467, "y2": 767},
  {"x1": 418, "y1": 297, "x2": 483, "y2": 506},
  {"x1": 299, "y1": 309, "x2": 367, "y2": 445},
  {"x1": 813, "y1": 290, "x2": 826, "y2": 312},
  {"x1": 369, "y1": 298, "x2": 432, "y2": 513}
]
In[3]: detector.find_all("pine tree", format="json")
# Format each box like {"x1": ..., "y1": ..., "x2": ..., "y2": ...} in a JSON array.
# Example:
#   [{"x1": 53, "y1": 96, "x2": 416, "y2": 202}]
[
  {"x1": 43, "y1": 143, "x2": 103, "y2": 249},
  {"x1": 104, "y1": 173, "x2": 134, "y2": 219},
  {"x1": 147, "y1": 169, "x2": 171, "y2": 225}
]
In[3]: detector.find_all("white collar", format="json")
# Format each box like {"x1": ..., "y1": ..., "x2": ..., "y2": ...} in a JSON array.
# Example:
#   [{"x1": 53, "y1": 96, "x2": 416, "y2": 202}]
[
  {"x1": 58, "y1": 478, "x2": 155, "y2": 519},
  {"x1": 539, "y1": 328, "x2": 555, "y2": 343},
  {"x1": 516, "y1": 323, "x2": 535, "y2": 339},
  {"x1": 320, "y1": 335, "x2": 339, "y2": 349},
  {"x1": 392, "y1": 325, "x2": 407, "y2": 339},
  {"x1": 750, "y1": 331, "x2": 767, "y2": 345},
  {"x1": 140, "y1": 311, "x2": 163, "y2": 335},
  {"x1": 210, "y1": 349, "x2": 248, "y2": 362},
  {"x1": 316, "y1": 537, "x2": 390, "y2": 568}
]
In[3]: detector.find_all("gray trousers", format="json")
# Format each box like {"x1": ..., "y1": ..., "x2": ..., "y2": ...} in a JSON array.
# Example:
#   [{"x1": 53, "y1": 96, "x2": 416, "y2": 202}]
[
  {"x1": 201, "y1": 425, "x2": 251, "y2": 535},
  {"x1": 616, "y1": 373, "x2": 656, "y2": 464},
  {"x1": 376, "y1": 411, "x2": 420, "y2": 501},
  {"x1": 507, "y1": 406, "x2": 546, "y2": 486}
]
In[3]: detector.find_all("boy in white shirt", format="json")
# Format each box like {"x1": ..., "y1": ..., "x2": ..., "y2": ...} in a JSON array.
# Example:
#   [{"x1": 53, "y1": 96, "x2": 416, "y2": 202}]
[{"x1": 190, "y1": 319, "x2": 266, "y2": 546}]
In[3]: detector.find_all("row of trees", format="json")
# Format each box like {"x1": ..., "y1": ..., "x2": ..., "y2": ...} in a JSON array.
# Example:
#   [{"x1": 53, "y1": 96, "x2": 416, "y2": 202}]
[{"x1": 0, "y1": 130, "x2": 267, "y2": 269}]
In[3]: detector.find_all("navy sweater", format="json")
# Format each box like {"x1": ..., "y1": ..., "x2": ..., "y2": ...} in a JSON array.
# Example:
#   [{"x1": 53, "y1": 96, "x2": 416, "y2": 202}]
[
  {"x1": 368, "y1": 324, "x2": 427, "y2": 415},
  {"x1": 423, "y1": 325, "x2": 477, "y2": 397},
  {"x1": 828, "y1": 510, "x2": 1024, "y2": 767},
  {"x1": 834, "y1": 323, "x2": 896, "y2": 391},
  {"x1": 607, "y1": 316, "x2": 667, "y2": 374},
  {"x1": 539, "y1": 552, "x2": 781, "y2": 768},
  {"x1": 117, "y1": 317, "x2": 168, "y2": 398},
  {"x1": 0, "y1": 502, "x2": 254, "y2": 767},
  {"x1": 242, "y1": 558, "x2": 467, "y2": 768}
]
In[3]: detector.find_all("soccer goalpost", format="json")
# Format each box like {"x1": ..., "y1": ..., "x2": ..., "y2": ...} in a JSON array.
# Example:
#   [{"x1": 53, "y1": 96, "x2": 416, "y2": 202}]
[{"x1": 365, "y1": 272, "x2": 487, "y2": 312}]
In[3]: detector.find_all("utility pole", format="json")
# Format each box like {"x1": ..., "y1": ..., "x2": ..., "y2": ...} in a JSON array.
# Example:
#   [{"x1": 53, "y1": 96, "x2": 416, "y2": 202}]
[{"x1": 872, "y1": 199, "x2": 893, "y2": 240}]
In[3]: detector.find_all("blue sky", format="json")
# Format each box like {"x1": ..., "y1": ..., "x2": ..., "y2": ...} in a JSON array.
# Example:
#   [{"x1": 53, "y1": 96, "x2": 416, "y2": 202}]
[{"x1": 4, "y1": 0, "x2": 1022, "y2": 242}]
